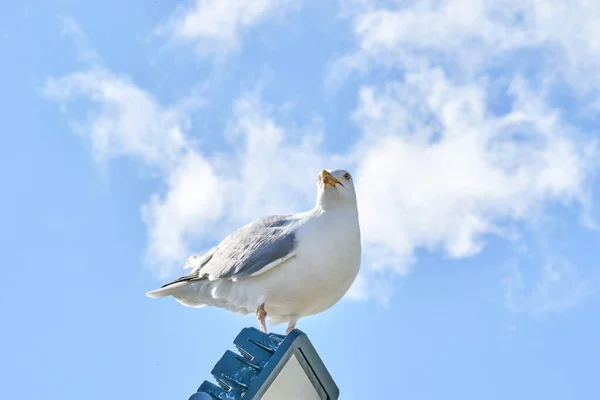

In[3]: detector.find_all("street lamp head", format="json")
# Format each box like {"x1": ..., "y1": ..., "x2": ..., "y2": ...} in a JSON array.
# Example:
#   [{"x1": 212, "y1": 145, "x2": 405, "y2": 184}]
[{"x1": 189, "y1": 328, "x2": 339, "y2": 400}]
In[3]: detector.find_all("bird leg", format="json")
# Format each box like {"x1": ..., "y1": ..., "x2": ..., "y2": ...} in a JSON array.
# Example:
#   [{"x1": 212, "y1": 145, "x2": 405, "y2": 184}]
[
  {"x1": 286, "y1": 320, "x2": 297, "y2": 335},
  {"x1": 256, "y1": 303, "x2": 267, "y2": 333}
]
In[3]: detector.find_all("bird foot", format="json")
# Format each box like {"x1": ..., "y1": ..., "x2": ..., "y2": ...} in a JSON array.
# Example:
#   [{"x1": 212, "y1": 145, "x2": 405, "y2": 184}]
[
  {"x1": 256, "y1": 303, "x2": 267, "y2": 333},
  {"x1": 286, "y1": 321, "x2": 296, "y2": 335}
]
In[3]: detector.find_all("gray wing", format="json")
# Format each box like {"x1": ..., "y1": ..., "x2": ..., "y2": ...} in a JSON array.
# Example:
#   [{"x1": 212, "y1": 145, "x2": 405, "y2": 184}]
[{"x1": 160, "y1": 214, "x2": 299, "y2": 288}]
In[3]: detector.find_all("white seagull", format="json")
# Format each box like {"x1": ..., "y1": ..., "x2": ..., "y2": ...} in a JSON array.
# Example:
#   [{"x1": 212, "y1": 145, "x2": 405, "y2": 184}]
[{"x1": 147, "y1": 169, "x2": 361, "y2": 335}]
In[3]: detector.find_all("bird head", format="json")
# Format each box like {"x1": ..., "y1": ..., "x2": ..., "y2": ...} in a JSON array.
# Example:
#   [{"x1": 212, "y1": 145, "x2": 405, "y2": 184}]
[{"x1": 315, "y1": 169, "x2": 357, "y2": 210}]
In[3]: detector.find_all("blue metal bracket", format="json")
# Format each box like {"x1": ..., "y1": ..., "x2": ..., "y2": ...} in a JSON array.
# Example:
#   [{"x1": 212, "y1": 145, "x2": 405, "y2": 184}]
[{"x1": 188, "y1": 328, "x2": 339, "y2": 400}]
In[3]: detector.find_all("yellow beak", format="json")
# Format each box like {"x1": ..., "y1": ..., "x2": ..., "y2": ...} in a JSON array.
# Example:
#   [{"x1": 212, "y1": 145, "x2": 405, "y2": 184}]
[{"x1": 321, "y1": 169, "x2": 343, "y2": 188}]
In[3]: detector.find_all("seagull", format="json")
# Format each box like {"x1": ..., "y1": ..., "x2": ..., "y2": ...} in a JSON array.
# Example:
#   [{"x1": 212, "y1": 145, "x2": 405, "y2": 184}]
[{"x1": 146, "y1": 169, "x2": 361, "y2": 335}]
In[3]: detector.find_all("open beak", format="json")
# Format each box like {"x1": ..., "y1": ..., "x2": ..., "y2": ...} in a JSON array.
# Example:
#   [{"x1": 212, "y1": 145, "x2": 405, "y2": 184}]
[{"x1": 321, "y1": 169, "x2": 343, "y2": 188}]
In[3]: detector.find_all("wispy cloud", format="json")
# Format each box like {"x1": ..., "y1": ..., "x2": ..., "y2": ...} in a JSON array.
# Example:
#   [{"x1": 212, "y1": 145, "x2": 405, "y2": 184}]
[
  {"x1": 502, "y1": 258, "x2": 594, "y2": 318},
  {"x1": 57, "y1": 16, "x2": 103, "y2": 66},
  {"x1": 44, "y1": 68, "x2": 195, "y2": 170},
  {"x1": 333, "y1": 0, "x2": 600, "y2": 92},
  {"x1": 156, "y1": 0, "x2": 301, "y2": 55}
]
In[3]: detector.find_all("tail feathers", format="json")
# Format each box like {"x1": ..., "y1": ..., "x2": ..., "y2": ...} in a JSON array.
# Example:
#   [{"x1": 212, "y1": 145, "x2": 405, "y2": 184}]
[
  {"x1": 146, "y1": 280, "x2": 210, "y2": 308},
  {"x1": 146, "y1": 281, "x2": 190, "y2": 298},
  {"x1": 147, "y1": 268, "x2": 205, "y2": 298},
  {"x1": 146, "y1": 277, "x2": 244, "y2": 312}
]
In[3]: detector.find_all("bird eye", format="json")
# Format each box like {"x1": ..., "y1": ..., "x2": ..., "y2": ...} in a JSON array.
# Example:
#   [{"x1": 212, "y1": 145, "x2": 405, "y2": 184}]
[{"x1": 343, "y1": 173, "x2": 351, "y2": 180}]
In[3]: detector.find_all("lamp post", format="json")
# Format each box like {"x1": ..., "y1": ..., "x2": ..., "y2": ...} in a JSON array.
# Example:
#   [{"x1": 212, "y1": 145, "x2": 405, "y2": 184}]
[{"x1": 188, "y1": 328, "x2": 339, "y2": 400}]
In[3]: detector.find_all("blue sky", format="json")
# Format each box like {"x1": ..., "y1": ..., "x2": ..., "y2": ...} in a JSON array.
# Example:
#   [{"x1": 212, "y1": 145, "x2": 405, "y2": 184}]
[{"x1": 1, "y1": 0, "x2": 600, "y2": 399}]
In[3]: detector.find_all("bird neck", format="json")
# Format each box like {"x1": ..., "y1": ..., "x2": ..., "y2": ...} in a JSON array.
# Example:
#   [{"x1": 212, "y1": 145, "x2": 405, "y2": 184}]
[{"x1": 315, "y1": 191, "x2": 357, "y2": 213}]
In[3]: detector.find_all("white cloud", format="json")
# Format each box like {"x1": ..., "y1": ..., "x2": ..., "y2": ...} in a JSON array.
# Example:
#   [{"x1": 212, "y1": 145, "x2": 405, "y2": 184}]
[
  {"x1": 157, "y1": 0, "x2": 300, "y2": 54},
  {"x1": 352, "y1": 68, "x2": 596, "y2": 275},
  {"x1": 225, "y1": 94, "x2": 327, "y2": 220},
  {"x1": 332, "y1": 0, "x2": 599, "y2": 305},
  {"x1": 502, "y1": 258, "x2": 594, "y2": 318},
  {"x1": 44, "y1": 68, "x2": 193, "y2": 170},
  {"x1": 332, "y1": 0, "x2": 600, "y2": 94},
  {"x1": 141, "y1": 151, "x2": 224, "y2": 275}
]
